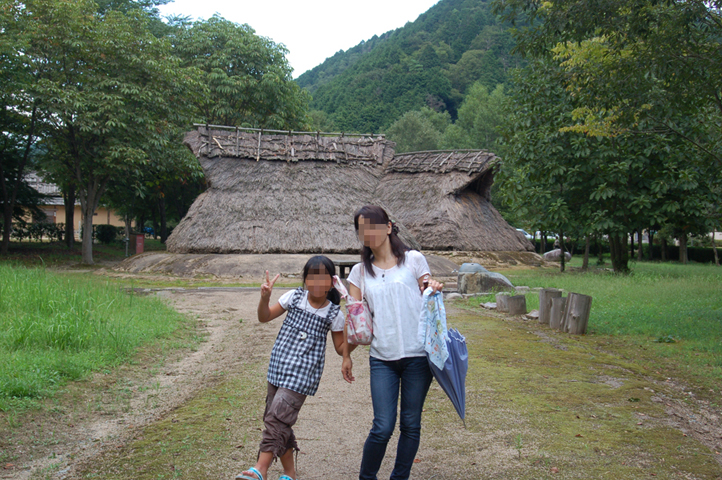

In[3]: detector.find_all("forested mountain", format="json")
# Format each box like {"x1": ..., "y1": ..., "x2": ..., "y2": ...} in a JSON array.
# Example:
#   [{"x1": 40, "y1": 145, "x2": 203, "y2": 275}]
[{"x1": 296, "y1": 0, "x2": 521, "y2": 133}]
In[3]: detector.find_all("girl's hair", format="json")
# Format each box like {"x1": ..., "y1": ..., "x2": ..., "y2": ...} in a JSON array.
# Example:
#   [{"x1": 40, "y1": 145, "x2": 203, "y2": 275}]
[
  {"x1": 353, "y1": 205, "x2": 409, "y2": 278},
  {"x1": 302, "y1": 255, "x2": 341, "y2": 305}
]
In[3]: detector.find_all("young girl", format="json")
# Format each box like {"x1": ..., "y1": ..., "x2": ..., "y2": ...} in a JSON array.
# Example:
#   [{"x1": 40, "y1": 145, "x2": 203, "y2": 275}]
[{"x1": 236, "y1": 256, "x2": 347, "y2": 480}]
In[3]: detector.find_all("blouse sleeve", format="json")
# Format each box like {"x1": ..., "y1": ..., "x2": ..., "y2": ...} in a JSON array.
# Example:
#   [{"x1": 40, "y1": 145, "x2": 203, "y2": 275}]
[
  {"x1": 347, "y1": 262, "x2": 363, "y2": 289},
  {"x1": 407, "y1": 250, "x2": 431, "y2": 279},
  {"x1": 330, "y1": 308, "x2": 345, "y2": 332},
  {"x1": 277, "y1": 289, "x2": 295, "y2": 310}
]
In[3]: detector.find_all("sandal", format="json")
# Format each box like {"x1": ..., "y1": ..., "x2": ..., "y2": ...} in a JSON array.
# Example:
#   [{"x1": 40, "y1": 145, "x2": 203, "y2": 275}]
[
  {"x1": 278, "y1": 476, "x2": 294, "y2": 480},
  {"x1": 235, "y1": 467, "x2": 263, "y2": 480}
]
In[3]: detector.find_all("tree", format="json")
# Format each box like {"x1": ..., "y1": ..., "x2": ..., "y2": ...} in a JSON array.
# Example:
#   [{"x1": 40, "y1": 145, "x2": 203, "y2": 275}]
[
  {"x1": 23, "y1": 0, "x2": 204, "y2": 264},
  {"x1": 172, "y1": 16, "x2": 310, "y2": 129},
  {"x1": 385, "y1": 108, "x2": 450, "y2": 153},
  {"x1": 442, "y1": 82, "x2": 506, "y2": 150},
  {"x1": 0, "y1": 2, "x2": 40, "y2": 254}
]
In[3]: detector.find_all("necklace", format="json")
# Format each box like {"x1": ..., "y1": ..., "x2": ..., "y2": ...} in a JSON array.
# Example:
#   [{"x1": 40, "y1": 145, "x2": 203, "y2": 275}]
[{"x1": 306, "y1": 294, "x2": 325, "y2": 315}]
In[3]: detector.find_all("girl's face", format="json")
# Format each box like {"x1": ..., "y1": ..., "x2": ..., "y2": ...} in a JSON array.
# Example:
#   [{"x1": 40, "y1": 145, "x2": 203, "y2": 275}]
[
  {"x1": 305, "y1": 266, "x2": 333, "y2": 299},
  {"x1": 357, "y1": 215, "x2": 391, "y2": 249}
]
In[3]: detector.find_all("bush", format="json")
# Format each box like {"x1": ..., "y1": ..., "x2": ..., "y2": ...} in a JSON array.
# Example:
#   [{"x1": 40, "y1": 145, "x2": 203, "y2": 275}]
[{"x1": 95, "y1": 224, "x2": 120, "y2": 244}]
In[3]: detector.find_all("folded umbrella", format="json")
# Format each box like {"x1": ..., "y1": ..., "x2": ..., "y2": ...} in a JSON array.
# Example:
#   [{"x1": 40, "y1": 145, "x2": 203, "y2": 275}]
[
  {"x1": 420, "y1": 290, "x2": 468, "y2": 425},
  {"x1": 428, "y1": 328, "x2": 468, "y2": 425}
]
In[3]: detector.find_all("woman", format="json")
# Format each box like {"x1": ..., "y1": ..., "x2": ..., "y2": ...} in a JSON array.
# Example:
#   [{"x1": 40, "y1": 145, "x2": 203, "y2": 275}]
[{"x1": 342, "y1": 205, "x2": 443, "y2": 480}]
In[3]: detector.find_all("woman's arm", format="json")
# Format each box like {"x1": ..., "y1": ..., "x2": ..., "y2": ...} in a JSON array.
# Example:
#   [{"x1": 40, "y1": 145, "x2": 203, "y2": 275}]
[{"x1": 258, "y1": 270, "x2": 287, "y2": 323}]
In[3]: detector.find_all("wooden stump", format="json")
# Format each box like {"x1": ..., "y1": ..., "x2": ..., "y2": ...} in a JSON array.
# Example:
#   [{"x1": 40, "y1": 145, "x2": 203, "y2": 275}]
[
  {"x1": 538, "y1": 288, "x2": 562, "y2": 325},
  {"x1": 561, "y1": 293, "x2": 592, "y2": 334},
  {"x1": 507, "y1": 295, "x2": 527, "y2": 315},
  {"x1": 496, "y1": 293, "x2": 510, "y2": 312},
  {"x1": 550, "y1": 296, "x2": 567, "y2": 331}
]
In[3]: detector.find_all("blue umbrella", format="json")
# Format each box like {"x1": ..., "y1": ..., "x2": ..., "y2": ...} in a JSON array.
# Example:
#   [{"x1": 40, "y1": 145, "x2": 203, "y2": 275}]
[
  {"x1": 428, "y1": 328, "x2": 468, "y2": 425},
  {"x1": 419, "y1": 290, "x2": 468, "y2": 425}
]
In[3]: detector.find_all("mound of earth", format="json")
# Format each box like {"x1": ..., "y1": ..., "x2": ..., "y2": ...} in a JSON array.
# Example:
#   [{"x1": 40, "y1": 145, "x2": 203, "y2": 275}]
[{"x1": 113, "y1": 252, "x2": 469, "y2": 281}]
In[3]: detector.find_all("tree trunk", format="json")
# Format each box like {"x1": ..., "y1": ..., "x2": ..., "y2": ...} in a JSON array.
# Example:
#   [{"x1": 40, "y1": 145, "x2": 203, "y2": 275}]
[
  {"x1": 63, "y1": 185, "x2": 76, "y2": 249},
  {"x1": 1, "y1": 204, "x2": 12, "y2": 255},
  {"x1": 507, "y1": 295, "x2": 527, "y2": 315},
  {"x1": 550, "y1": 296, "x2": 567, "y2": 331},
  {"x1": 661, "y1": 237, "x2": 667, "y2": 261},
  {"x1": 637, "y1": 230, "x2": 644, "y2": 261},
  {"x1": 495, "y1": 293, "x2": 510, "y2": 313},
  {"x1": 713, "y1": 231, "x2": 719, "y2": 267},
  {"x1": 630, "y1": 232, "x2": 635, "y2": 258},
  {"x1": 78, "y1": 175, "x2": 109, "y2": 265},
  {"x1": 562, "y1": 293, "x2": 593, "y2": 334},
  {"x1": 582, "y1": 235, "x2": 590, "y2": 270},
  {"x1": 679, "y1": 234, "x2": 688, "y2": 264},
  {"x1": 158, "y1": 194, "x2": 168, "y2": 243},
  {"x1": 539, "y1": 288, "x2": 562, "y2": 325},
  {"x1": 540, "y1": 231, "x2": 547, "y2": 254},
  {"x1": 648, "y1": 230, "x2": 654, "y2": 261},
  {"x1": 559, "y1": 230, "x2": 565, "y2": 272},
  {"x1": 609, "y1": 233, "x2": 630, "y2": 273},
  {"x1": 597, "y1": 235, "x2": 604, "y2": 265}
]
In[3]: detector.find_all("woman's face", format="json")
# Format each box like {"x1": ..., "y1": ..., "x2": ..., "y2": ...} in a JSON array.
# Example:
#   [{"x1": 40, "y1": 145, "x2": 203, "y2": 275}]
[
  {"x1": 305, "y1": 267, "x2": 333, "y2": 299},
  {"x1": 357, "y1": 215, "x2": 391, "y2": 249}
]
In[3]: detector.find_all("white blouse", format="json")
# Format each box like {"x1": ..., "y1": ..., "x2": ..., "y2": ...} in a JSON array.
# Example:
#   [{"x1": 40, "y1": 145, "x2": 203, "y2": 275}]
[{"x1": 347, "y1": 250, "x2": 431, "y2": 361}]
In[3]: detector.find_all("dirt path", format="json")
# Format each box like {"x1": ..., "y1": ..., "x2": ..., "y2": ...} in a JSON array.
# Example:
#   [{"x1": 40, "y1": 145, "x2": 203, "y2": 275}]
[{"x1": 6, "y1": 287, "x2": 722, "y2": 480}]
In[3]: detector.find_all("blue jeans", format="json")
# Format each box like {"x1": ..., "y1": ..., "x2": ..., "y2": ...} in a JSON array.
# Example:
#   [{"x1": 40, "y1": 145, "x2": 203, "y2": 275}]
[{"x1": 359, "y1": 356, "x2": 433, "y2": 480}]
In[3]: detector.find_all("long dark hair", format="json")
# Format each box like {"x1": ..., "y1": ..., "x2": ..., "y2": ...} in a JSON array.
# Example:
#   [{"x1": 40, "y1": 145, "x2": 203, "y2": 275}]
[
  {"x1": 302, "y1": 255, "x2": 341, "y2": 305},
  {"x1": 353, "y1": 205, "x2": 409, "y2": 278}
]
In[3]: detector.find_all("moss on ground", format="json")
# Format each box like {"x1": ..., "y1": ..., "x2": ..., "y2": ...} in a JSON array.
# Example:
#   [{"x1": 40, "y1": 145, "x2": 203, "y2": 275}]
[{"x1": 70, "y1": 305, "x2": 722, "y2": 480}]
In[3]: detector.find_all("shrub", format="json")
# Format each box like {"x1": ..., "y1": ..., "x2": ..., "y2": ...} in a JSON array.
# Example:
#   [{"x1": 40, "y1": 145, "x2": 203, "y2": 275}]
[{"x1": 95, "y1": 224, "x2": 119, "y2": 244}]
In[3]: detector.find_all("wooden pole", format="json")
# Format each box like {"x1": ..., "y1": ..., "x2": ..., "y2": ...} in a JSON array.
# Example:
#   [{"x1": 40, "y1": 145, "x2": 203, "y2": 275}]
[
  {"x1": 496, "y1": 293, "x2": 510, "y2": 312},
  {"x1": 550, "y1": 296, "x2": 567, "y2": 331},
  {"x1": 538, "y1": 288, "x2": 561, "y2": 325},
  {"x1": 562, "y1": 293, "x2": 593, "y2": 334},
  {"x1": 507, "y1": 295, "x2": 527, "y2": 315}
]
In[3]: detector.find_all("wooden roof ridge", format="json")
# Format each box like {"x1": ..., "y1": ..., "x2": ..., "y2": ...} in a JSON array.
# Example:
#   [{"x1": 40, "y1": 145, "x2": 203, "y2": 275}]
[
  {"x1": 194, "y1": 125, "x2": 392, "y2": 165},
  {"x1": 386, "y1": 149, "x2": 496, "y2": 174}
]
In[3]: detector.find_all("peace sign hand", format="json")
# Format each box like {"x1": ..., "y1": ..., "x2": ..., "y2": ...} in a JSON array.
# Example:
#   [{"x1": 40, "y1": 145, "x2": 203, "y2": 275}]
[{"x1": 261, "y1": 270, "x2": 280, "y2": 300}]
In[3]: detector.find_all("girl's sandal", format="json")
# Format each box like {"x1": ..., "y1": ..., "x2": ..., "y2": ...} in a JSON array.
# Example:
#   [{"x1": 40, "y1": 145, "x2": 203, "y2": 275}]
[
  {"x1": 278, "y1": 476, "x2": 294, "y2": 480},
  {"x1": 235, "y1": 467, "x2": 263, "y2": 480}
]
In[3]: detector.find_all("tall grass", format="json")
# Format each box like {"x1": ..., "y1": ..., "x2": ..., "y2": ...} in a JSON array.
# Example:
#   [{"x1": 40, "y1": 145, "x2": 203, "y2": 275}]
[
  {"x1": 0, "y1": 265, "x2": 189, "y2": 406},
  {"x1": 475, "y1": 260, "x2": 722, "y2": 376}
]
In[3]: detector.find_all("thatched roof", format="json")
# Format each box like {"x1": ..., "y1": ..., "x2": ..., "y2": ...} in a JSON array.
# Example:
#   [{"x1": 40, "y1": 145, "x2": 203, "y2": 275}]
[
  {"x1": 166, "y1": 128, "x2": 419, "y2": 254},
  {"x1": 166, "y1": 126, "x2": 534, "y2": 254}
]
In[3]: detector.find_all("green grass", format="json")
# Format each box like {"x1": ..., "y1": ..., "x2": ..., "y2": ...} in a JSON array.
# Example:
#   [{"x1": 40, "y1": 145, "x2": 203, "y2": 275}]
[
  {"x1": 0, "y1": 264, "x2": 191, "y2": 409},
  {"x1": 1, "y1": 238, "x2": 167, "y2": 267},
  {"x1": 469, "y1": 258, "x2": 722, "y2": 392}
]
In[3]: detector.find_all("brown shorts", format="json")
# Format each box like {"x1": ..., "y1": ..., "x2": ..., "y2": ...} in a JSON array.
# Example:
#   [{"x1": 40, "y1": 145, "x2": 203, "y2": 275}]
[{"x1": 259, "y1": 383, "x2": 307, "y2": 459}]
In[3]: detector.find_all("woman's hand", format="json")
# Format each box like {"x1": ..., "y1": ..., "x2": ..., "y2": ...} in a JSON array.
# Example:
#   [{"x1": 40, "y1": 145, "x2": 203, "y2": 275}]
[
  {"x1": 428, "y1": 278, "x2": 443, "y2": 294},
  {"x1": 419, "y1": 274, "x2": 443, "y2": 294},
  {"x1": 261, "y1": 270, "x2": 280, "y2": 300},
  {"x1": 342, "y1": 356, "x2": 355, "y2": 383}
]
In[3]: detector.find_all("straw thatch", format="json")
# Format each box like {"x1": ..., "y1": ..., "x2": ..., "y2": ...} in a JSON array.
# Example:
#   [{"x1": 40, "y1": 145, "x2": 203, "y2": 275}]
[
  {"x1": 166, "y1": 127, "x2": 533, "y2": 254},
  {"x1": 379, "y1": 150, "x2": 533, "y2": 251},
  {"x1": 166, "y1": 128, "x2": 419, "y2": 254}
]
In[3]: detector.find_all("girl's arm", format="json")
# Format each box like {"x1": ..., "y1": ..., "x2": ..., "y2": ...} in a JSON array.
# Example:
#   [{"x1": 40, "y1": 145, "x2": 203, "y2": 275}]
[{"x1": 258, "y1": 270, "x2": 287, "y2": 323}]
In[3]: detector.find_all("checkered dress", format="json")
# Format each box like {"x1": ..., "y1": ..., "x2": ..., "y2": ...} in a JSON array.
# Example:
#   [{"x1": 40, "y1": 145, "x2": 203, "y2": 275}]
[{"x1": 267, "y1": 288, "x2": 341, "y2": 396}]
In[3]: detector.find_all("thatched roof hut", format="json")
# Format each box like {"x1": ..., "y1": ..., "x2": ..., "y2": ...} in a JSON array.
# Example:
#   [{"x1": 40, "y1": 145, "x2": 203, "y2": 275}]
[
  {"x1": 166, "y1": 127, "x2": 419, "y2": 254},
  {"x1": 166, "y1": 126, "x2": 533, "y2": 254},
  {"x1": 378, "y1": 150, "x2": 532, "y2": 251}
]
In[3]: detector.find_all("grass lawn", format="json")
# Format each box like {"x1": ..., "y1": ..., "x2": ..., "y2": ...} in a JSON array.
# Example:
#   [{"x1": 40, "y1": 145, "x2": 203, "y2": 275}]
[
  {"x1": 469, "y1": 257, "x2": 722, "y2": 398},
  {"x1": 0, "y1": 264, "x2": 194, "y2": 411},
  {"x1": 1, "y1": 238, "x2": 167, "y2": 268}
]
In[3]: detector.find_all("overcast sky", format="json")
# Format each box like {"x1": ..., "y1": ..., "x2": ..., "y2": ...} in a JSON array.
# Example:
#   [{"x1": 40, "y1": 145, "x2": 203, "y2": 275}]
[{"x1": 157, "y1": 0, "x2": 440, "y2": 78}]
